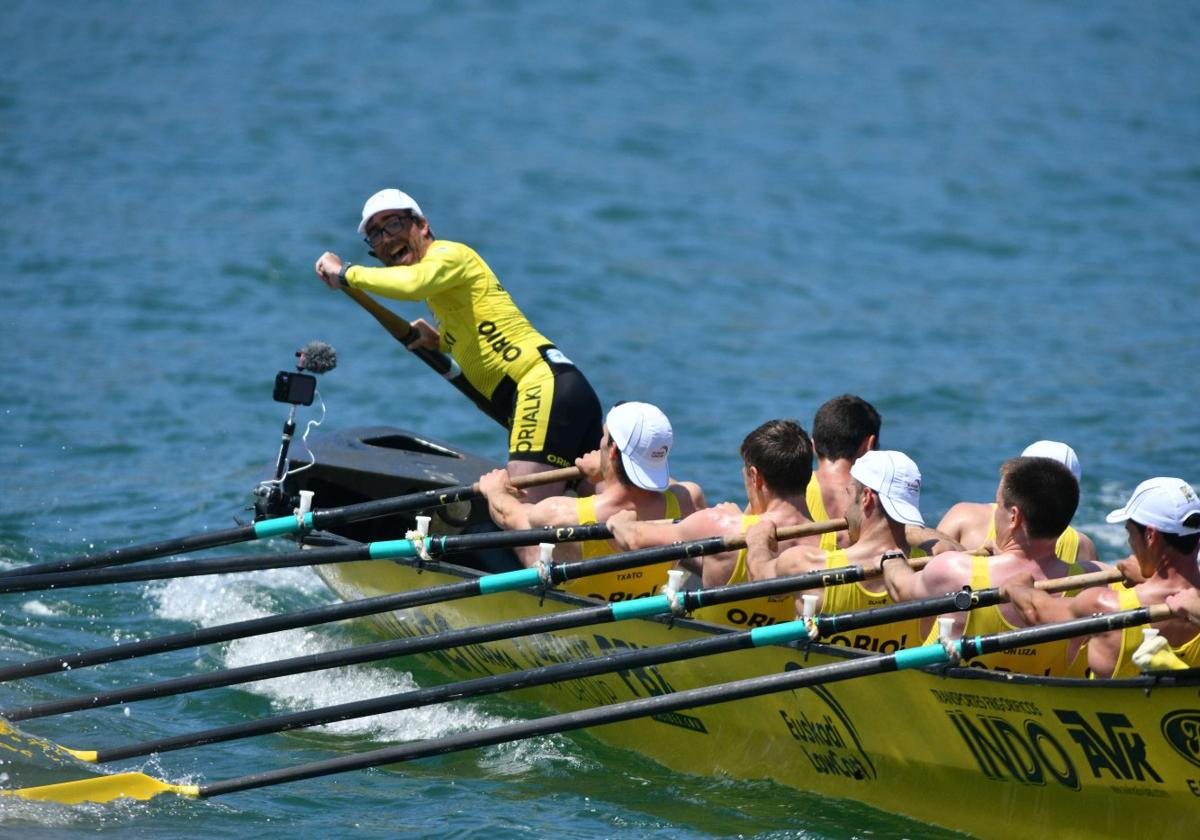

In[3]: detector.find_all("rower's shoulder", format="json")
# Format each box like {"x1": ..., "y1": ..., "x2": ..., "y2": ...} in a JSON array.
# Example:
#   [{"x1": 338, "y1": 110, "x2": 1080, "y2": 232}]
[
  {"x1": 669, "y1": 480, "x2": 707, "y2": 513},
  {"x1": 936, "y1": 501, "x2": 990, "y2": 537}
]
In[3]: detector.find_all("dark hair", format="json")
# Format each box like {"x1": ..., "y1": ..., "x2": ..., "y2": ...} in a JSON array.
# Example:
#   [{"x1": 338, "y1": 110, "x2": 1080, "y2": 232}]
[
  {"x1": 1131, "y1": 521, "x2": 1200, "y2": 555},
  {"x1": 998, "y1": 457, "x2": 1079, "y2": 540},
  {"x1": 740, "y1": 419, "x2": 813, "y2": 496},
  {"x1": 610, "y1": 448, "x2": 635, "y2": 488},
  {"x1": 812, "y1": 395, "x2": 882, "y2": 462}
]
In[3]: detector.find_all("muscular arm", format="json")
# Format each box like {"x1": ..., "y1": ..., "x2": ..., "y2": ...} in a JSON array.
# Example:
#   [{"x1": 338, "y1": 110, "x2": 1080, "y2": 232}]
[
  {"x1": 882, "y1": 551, "x2": 971, "y2": 604},
  {"x1": 478, "y1": 469, "x2": 535, "y2": 532},
  {"x1": 608, "y1": 503, "x2": 735, "y2": 552},
  {"x1": 906, "y1": 524, "x2": 965, "y2": 555}
]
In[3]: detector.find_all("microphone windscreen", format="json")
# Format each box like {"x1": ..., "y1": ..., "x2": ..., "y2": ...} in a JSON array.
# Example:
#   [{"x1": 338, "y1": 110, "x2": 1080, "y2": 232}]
[{"x1": 297, "y1": 341, "x2": 337, "y2": 373}]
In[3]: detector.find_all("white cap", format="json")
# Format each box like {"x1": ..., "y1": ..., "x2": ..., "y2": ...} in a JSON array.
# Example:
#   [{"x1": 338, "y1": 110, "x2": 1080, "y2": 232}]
[
  {"x1": 850, "y1": 450, "x2": 925, "y2": 527},
  {"x1": 1022, "y1": 440, "x2": 1081, "y2": 482},
  {"x1": 357, "y1": 189, "x2": 424, "y2": 234},
  {"x1": 606, "y1": 402, "x2": 672, "y2": 491},
  {"x1": 1105, "y1": 478, "x2": 1200, "y2": 536}
]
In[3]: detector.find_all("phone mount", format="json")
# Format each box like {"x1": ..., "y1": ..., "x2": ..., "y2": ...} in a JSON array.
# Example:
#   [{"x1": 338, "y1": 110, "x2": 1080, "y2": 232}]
[{"x1": 253, "y1": 342, "x2": 337, "y2": 519}]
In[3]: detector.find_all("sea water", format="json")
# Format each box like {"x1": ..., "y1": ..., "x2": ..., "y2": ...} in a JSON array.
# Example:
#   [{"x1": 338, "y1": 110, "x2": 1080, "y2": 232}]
[{"x1": 2, "y1": 1, "x2": 1197, "y2": 837}]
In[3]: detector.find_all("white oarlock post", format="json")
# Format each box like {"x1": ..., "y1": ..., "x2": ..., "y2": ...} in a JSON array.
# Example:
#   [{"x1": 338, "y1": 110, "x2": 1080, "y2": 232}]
[
  {"x1": 414, "y1": 516, "x2": 431, "y2": 538},
  {"x1": 535, "y1": 542, "x2": 556, "y2": 585},
  {"x1": 663, "y1": 569, "x2": 687, "y2": 615},
  {"x1": 298, "y1": 490, "x2": 315, "y2": 515},
  {"x1": 802, "y1": 594, "x2": 820, "y2": 640},
  {"x1": 937, "y1": 617, "x2": 961, "y2": 662}
]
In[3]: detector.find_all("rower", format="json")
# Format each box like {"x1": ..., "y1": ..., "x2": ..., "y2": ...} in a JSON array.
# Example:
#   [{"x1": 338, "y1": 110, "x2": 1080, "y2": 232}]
[
  {"x1": 807, "y1": 395, "x2": 955, "y2": 553},
  {"x1": 880, "y1": 456, "x2": 1103, "y2": 677},
  {"x1": 937, "y1": 440, "x2": 1099, "y2": 563},
  {"x1": 314, "y1": 188, "x2": 603, "y2": 517},
  {"x1": 606, "y1": 419, "x2": 820, "y2": 628},
  {"x1": 477, "y1": 401, "x2": 705, "y2": 601},
  {"x1": 745, "y1": 450, "x2": 931, "y2": 651},
  {"x1": 1004, "y1": 477, "x2": 1200, "y2": 677}
]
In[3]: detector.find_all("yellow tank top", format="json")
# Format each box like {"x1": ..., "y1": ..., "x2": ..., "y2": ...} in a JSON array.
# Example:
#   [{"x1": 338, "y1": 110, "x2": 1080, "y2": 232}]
[
  {"x1": 820, "y1": 547, "x2": 928, "y2": 653},
  {"x1": 806, "y1": 474, "x2": 839, "y2": 552},
  {"x1": 689, "y1": 515, "x2": 798, "y2": 629},
  {"x1": 1107, "y1": 586, "x2": 1200, "y2": 678},
  {"x1": 346, "y1": 241, "x2": 551, "y2": 399},
  {"x1": 944, "y1": 556, "x2": 1085, "y2": 677},
  {"x1": 560, "y1": 492, "x2": 681, "y2": 602},
  {"x1": 982, "y1": 504, "x2": 1082, "y2": 563}
]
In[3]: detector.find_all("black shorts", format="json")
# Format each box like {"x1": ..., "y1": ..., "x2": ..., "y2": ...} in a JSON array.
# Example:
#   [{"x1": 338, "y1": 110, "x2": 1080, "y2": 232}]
[{"x1": 493, "y1": 346, "x2": 602, "y2": 467}]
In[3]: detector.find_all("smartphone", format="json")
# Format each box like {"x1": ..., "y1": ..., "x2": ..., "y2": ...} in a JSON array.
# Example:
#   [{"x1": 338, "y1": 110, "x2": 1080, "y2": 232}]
[{"x1": 273, "y1": 371, "x2": 317, "y2": 406}]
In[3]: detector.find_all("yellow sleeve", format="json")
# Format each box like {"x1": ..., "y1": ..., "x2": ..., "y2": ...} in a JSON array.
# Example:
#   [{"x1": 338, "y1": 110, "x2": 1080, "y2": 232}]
[{"x1": 345, "y1": 242, "x2": 471, "y2": 300}]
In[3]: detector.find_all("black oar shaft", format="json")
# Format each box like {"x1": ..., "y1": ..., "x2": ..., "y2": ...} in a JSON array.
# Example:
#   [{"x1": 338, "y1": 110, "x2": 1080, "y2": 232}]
[
  {"x1": 0, "y1": 523, "x2": 260, "y2": 579},
  {"x1": 198, "y1": 604, "x2": 1165, "y2": 799},
  {"x1": 0, "y1": 523, "x2": 615, "y2": 594},
  {"x1": 95, "y1": 628, "x2": 749, "y2": 763},
  {"x1": 2, "y1": 604, "x2": 616, "y2": 721},
  {"x1": 0, "y1": 577, "x2": 485, "y2": 682},
  {"x1": 82, "y1": 582, "x2": 981, "y2": 762},
  {"x1": 0, "y1": 545, "x2": 372, "y2": 594}
]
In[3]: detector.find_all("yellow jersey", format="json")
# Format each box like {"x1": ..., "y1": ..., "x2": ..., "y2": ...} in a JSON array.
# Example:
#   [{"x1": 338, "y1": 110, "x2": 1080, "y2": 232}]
[
  {"x1": 821, "y1": 547, "x2": 928, "y2": 654},
  {"x1": 345, "y1": 241, "x2": 551, "y2": 400},
  {"x1": 560, "y1": 492, "x2": 681, "y2": 602},
  {"x1": 806, "y1": 473, "x2": 839, "y2": 552},
  {"x1": 690, "y1": 515, "x2": 797, "y2": 629},
  {"x1": 941, "y1": 556, "x2": 1087, "y2": 677},
  {"x1": 1105, "y1": 586, "x2": 1200, "y2": 678}
]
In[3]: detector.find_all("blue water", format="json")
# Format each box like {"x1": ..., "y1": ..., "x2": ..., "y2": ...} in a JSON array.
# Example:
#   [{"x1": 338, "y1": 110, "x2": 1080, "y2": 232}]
[{"x1": 2, "y1": 1, "x2": 1198, "y2": 836}]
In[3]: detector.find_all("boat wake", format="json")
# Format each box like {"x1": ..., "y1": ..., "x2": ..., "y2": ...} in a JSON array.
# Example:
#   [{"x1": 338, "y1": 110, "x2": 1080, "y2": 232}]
[{"x1": 146, "y1": 567, "x2": 581, "y2": 770}]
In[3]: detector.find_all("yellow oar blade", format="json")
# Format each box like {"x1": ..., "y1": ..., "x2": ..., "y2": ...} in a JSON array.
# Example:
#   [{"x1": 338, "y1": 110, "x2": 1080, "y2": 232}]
[
  {"x1": 0, "y1": 718, "x2": 96, "y2": 765},
  {"x1": 1, "y1": 771, "x2": 199, "y2": 804}
]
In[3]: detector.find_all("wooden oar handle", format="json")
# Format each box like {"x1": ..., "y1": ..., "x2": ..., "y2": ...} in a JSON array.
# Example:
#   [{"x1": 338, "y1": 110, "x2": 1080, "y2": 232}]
[
  {"x1": 721, "y1": 518, "x2": 848, "y2": 551},
  {"x1": 1034, "y1": 567, "x2": 1124, "y2": 595},
  {"x1": 470, "y1": 466, "x2": 584, "y2": 496},
  {"x1": 342, "y1": 287, "x2": 419, "y2": 345}
]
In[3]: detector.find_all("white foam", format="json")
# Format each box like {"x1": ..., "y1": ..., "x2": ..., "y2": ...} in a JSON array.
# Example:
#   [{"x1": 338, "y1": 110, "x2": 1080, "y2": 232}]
[
  {"x1": 21, "y1": 600, "x2": 58, "y2": 617},
  {"x1": 144, "y1": 567, "x2": 574, "y2": 761}
]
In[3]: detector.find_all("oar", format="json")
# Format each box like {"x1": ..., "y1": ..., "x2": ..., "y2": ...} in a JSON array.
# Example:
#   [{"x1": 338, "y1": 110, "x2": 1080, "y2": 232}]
[
  {"x1": 0, "y1": 516, "x2": 660, "y2": 594},
  {"x1": 2, "y1": 565, "x2": 1123, "y2": 763},
  {"x1": 342, "y1": 287, "x2": 509, "y2": 429},
  {"x1": 0, "y1": 466, "x2": 580, "y2": 580},
  {"x1": 1, "y1": 563, "x2": 1123, "y2": 729},
  {"x1": 1, "y1": 604, "x2": 1169, "y2": 805},
  {"x1": 0, "y1": 520, "x2": 845, "y2": 683}
]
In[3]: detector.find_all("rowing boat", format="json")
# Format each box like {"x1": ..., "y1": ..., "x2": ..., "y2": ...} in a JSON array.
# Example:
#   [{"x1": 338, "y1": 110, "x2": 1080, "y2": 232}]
[{"x1": 288, "y1": 426, "x2": 1200, "y2": 840}]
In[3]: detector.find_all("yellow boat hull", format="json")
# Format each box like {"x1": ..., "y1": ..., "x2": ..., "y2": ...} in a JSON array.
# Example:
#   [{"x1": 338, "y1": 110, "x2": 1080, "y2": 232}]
[{"x1": 315, "y1": 557, "x2": 1200, "y2": 839}]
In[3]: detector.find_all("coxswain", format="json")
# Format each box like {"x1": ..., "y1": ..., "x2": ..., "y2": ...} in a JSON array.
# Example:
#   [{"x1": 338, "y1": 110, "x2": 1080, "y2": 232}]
[{"x1": 315, "y1": 188, "x2": 602, "y2": 504}]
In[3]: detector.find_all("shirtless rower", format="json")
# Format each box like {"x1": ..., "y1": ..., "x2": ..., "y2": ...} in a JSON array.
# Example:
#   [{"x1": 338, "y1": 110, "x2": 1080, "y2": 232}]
[
  {"x1": 1004, "y1": 477, "x2": 1200, "y2": 677},
  {"x1": 606, "y1": 419, "x2": 819, "y2": 628},
  {"x1": 937, "y1": 440, "x2": 1099, "y2": 563},
  {"x1": 880, "y1": 456, "x2": 1103, "y2": 676},
  {"x1": 477, "y1": 401, "x2": 705, "y2": 602},
  {"x1": 745, "y1": 450, "x2": 931, "y2": 652}
]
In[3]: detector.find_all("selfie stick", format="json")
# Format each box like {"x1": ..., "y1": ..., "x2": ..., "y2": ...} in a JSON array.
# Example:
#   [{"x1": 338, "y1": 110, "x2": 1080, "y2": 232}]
[{"x1": 254, "y1": 342, "x2": 337, "y2": 516}]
